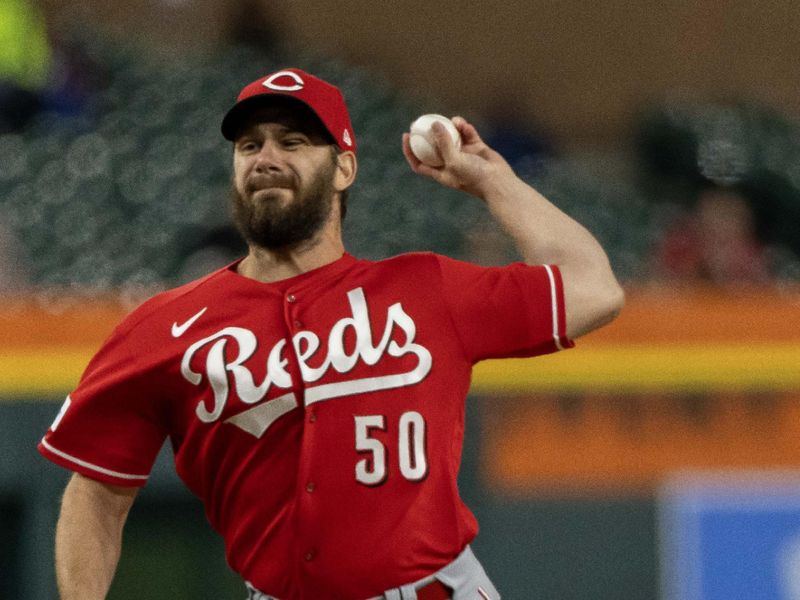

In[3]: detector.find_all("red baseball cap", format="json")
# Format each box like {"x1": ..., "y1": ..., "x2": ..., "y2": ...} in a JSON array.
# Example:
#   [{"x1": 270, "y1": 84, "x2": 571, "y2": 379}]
[{"x1": 221, "y1": 68, "x2": 356, "y2": 152}]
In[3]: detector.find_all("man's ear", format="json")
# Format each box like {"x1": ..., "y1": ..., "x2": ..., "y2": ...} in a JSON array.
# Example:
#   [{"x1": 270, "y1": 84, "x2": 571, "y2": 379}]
[{"x1": 334, "y1": 151, "x2": 357, "y2": 192}]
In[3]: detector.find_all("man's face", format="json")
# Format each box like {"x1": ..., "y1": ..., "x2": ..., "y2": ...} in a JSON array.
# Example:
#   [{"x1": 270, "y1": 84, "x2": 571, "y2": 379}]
[{"x1": 231, "y1": 104, "x2": 339, "y2": 250}]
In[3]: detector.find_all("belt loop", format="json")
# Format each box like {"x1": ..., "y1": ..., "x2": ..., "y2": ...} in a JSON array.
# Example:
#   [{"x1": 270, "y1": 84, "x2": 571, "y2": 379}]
[
  {"x1": 244, "y1": 581, "x2": 257, "y2": 600},
  {"x1": 400, "y1": 584, "x2": 417, "y2": 599},
  {"x1": 382, "y1": 585, "x2": 418, "y2": 600},
  {"x1": 244, "y1": 582, "x2": 279, "y2": 600}
]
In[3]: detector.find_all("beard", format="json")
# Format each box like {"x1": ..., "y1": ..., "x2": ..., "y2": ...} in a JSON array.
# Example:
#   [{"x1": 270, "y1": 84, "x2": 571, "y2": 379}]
[{"x1": 230, "y1": 159, "x2": 337, "y2": 251}]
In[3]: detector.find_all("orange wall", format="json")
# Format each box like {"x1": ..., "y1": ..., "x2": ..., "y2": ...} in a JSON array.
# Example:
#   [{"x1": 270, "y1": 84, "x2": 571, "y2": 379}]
[
  {"x1": 482, "y1": 390, "x2": 800, "y2": 495},
  {"x1": 2, "y1": 285, "x2": 799, "y2": 395}
]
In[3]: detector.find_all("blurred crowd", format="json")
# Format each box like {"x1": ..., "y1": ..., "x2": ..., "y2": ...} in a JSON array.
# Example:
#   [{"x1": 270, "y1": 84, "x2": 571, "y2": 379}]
[
  {"x1": 1, "y1": 3, "x2": 800, "y2": 302},
  {"x1": 650, "y1": 185, "x2": 771, "y2": 287}
]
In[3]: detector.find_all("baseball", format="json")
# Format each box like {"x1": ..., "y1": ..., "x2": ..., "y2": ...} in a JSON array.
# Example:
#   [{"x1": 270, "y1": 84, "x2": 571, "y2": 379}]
[{"x1": 409, "y1": 114, "x2": 462, "y2": 166}]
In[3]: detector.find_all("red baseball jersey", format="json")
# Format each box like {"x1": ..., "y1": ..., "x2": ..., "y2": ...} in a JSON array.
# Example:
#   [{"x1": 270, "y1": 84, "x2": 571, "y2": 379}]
[{"x1": 39, "y1": 252, "x2": 572, "y2": 599}]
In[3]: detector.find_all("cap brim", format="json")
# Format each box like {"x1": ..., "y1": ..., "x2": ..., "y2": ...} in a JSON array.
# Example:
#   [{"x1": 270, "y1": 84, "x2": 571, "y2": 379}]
[{"x1": 220, "y1": 94, "x2": 334, "y2": 143}]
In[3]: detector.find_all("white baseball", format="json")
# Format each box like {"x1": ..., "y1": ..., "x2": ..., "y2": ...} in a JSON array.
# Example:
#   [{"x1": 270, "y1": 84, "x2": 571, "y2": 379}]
[{"x1": 409, "y1": 114, "x2": 462, "y2": 166}]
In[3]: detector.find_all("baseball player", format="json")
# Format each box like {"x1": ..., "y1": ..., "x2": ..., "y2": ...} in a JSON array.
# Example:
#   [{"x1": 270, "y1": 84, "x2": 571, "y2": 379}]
[{"x1": 39, "y1": 68, "x2": 624, "y2": 599}]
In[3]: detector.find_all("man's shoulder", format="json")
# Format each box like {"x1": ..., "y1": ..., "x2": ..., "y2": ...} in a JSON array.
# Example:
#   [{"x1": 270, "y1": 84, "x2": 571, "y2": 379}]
[
  {"x1": 353, "y1": 252, "x2": 490, "y2": 286},
  {"x1": 114, "y1": 263, "x2": 234, "y2": 337},
  {"x1": 364, "y1": 251, "x2": 494, "y2": 275},
  {"x1": 362, "y1": 251, "x2": 443, "y2": 270}
]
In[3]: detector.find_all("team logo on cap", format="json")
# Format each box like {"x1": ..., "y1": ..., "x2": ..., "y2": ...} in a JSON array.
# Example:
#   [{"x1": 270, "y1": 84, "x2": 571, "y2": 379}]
[
  {"x1": 263, "y1": 71, "x2": 304, "y2": 92},
  {"x1": 343, "y1": 129, "x2": 352, "y2": 147}
]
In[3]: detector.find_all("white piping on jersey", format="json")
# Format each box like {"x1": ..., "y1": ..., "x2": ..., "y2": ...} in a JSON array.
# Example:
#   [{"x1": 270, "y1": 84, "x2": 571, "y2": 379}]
[
  {"x1": 50, "y1": 395, "x2": 72, "y2": 432},
  {"x1": 543, "y1": 265, "x2": 565, "y2": 351},
  {"x1": 40, "y1": 438, "x2": 150, "y2": 481}
]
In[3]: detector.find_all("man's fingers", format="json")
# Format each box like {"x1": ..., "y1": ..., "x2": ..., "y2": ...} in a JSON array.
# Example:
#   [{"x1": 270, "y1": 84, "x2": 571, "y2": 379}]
[
  {"x1": 401, "y1": 132, "x2": 419, "y2": 166},
  {"x1": 431, "y1": 121, "x2": 458, "y2": 163},
  {"x1": 452, "y1": 116, "x2": 483, "y2": 147}
]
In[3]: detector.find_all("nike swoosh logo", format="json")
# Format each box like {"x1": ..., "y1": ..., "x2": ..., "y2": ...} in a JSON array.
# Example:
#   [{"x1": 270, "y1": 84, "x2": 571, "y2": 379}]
[{"x1": 171, "y1": 307, "x2": 208, "y2": 338}]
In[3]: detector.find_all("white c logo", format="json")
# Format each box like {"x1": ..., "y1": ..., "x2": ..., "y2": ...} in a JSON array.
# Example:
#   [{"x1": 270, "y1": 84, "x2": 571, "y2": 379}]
[{"x1": 263, "y1": 71, "x2": 304, "y2": 92}]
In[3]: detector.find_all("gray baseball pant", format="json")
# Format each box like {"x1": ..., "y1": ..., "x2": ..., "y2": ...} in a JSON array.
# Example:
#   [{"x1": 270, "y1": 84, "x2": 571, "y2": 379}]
[{"x1": 244, "y1": 544, "x2": 501, "y2": 600}]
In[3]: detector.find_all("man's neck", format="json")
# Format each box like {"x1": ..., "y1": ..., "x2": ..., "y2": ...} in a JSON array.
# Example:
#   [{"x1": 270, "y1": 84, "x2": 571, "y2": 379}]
[{"x1": 237, "y1": 231, "x2": 345, "y2": 283}]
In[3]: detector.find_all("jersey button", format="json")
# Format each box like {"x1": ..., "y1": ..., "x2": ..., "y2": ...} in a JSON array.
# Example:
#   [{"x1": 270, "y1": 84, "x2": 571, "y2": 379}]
[
  {"x1": 293, "y1": 319, "x2": 303, "y2": 328},
  {"x1": 306, "y1": 482, "x2": 315, "y2": 493},
  {"x1": 308, "y1": 412, "x2": 316, "y2": 423},
  {"x1": 304, "y1": 549, "x2": 316, "y2": 561},
  {"x1": 287, "y1": 294, "x2": 297, "y2": 303}
]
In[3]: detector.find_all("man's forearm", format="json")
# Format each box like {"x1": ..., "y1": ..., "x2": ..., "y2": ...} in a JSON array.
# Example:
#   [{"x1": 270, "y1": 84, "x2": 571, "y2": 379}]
[
  {"x1": 481, "y1": 174, "x2": 606, "y2": 267},
  {"x1": 56, "y1": 474, "x2": 137, "y2": 600}
]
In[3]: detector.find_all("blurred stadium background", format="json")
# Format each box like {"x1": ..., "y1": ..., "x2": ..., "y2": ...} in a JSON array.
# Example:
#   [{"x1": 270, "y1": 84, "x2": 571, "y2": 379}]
[{"x1": 2, "y1": 1, "x2": 800, "y2": 598}]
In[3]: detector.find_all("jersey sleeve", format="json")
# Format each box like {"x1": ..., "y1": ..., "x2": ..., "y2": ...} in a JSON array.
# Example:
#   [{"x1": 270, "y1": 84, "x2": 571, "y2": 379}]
[
  {"x1": 436, "y1": 255, "x2": 574, "y2": 363},
  {"x1": 38, "y1": 315, "x2": 170, "y2": 487}
]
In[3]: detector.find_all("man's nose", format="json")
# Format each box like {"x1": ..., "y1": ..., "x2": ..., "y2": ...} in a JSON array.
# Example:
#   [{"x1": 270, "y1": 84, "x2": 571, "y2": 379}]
[{"x1": 254, "y1": 140, "x2": 283, "y2": 171}]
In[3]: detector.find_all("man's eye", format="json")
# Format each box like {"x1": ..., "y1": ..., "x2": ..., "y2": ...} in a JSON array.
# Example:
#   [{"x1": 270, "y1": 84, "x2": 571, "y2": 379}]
[
  {"x1": 283, "y1": 137, "x2": 306, "y2": 147},
  {"x1": 239, "y1": 142, "x2": 258, "y2": 152}
]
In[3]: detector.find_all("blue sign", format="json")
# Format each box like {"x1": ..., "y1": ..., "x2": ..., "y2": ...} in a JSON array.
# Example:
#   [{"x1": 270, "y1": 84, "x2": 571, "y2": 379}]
[{"x1": 659, "y1": 471, "x2": 800, "y2": 600}]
